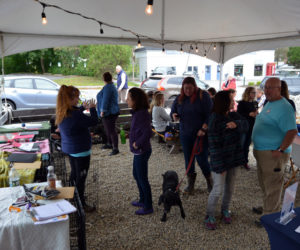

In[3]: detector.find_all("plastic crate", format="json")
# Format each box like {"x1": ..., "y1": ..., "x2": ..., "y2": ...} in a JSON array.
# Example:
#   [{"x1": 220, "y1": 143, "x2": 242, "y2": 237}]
[{"x1": 69, "y1": 184, "x2": 86, "y2": 250}]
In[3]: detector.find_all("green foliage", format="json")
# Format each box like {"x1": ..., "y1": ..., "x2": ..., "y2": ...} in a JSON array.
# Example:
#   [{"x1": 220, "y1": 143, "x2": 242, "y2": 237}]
[
  {"x1": 248, "y1": 82, "x2": 255, "y2": 86},
  {"x1": 256, "y1": 81, "x2": 261, "y2": 86},
  {"x1": 287, "y1": 47, "x2": 300, "y2": 68},
  {"x1": 0, "y1": 44, "x2": 133, "y2": 78},
  {"x1": 275, "y1": 47, "x2": 288, "y2": 64},
  {"x1": 86, "y1": 45, "x2": 132, "y2": 77}
]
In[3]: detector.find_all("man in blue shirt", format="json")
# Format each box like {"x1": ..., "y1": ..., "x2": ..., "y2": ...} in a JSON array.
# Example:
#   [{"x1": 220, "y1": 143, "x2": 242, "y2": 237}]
[{"x1": 252, "y1": 77, "x2": 297, "y2": 226}]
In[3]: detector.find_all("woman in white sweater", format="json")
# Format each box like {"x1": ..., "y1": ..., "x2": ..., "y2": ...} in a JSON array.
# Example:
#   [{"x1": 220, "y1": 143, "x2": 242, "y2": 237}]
[{"x1": 150, "y1": 93, "x2": 171, "y2": 143}]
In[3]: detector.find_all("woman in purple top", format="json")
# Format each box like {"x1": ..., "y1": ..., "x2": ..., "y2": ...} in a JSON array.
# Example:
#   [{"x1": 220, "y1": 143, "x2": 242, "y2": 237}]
[{"x1": 127, "y1": 87, "x2": 153, "y2": 215}]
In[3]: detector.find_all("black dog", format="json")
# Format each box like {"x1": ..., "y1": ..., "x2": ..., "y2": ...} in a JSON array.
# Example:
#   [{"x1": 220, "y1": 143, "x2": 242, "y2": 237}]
[{"x1": 158, "y1": 170, "x2": 185, "y2": 222}]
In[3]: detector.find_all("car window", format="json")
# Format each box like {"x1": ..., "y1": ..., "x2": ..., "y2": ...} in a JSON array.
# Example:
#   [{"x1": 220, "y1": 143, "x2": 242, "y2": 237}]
[
  {"x1": 142, "y1": 78, "x2": 161, "y2": 88},
  {"x1": 287, "y1": 78, "x2": 300, "y2": 86},
  {"x1": 35, "y1": 79, "x2": 58, "y2": 90},
  {"x1": 167, "y1": 77, "x2": 183, "y2": 85},
  {"x1": 14, "y1": 79, "x2": 33, "y2": 89},
  {"x1": 195, "y1": 79, "x2": 206, "y2": 88},
  {"x1": 284, "y1": 78, "x2": 294, "y2": 86},
  {"x1": 4, "y1": 80, "x2": 11, "y2": 87}
]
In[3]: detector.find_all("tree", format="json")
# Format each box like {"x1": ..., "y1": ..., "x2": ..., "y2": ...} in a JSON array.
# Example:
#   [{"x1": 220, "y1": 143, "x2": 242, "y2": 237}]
[
  {"x1": 275, "y1": 47, "x2": 288, "y2": 65},
  {"x1": 287, "y1": 47, "x2": 300, "y2": 68},
  {"x1": 85, "y1": 45, "x2": 132, "y2": 77}
]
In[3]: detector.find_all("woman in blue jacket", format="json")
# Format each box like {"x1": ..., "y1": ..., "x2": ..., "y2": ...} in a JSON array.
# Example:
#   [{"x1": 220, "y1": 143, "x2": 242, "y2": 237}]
[
  {"x1": 171, "y1": 77, "x2": 213, "y2": 194},
  {"x1": 96, "y1": 72, "x2": 120, "y2": 156},
  {"x1": 127, "y1": 87, "x2": 153, "y2": 215},
  {"x1": 56, "y1": 85, "x2": 98, "y2": 212}
]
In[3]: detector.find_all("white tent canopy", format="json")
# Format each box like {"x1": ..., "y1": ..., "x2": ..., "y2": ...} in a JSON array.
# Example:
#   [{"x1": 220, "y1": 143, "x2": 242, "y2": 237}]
[{"x1": 1, "y1": 0, "x2": 300, "y2": 63}]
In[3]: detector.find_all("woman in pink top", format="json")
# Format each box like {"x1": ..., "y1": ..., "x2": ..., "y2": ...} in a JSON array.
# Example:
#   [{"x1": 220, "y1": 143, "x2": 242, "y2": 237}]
[{"x1": 222, "y1": 76, "x2": 236, "y2": 90}]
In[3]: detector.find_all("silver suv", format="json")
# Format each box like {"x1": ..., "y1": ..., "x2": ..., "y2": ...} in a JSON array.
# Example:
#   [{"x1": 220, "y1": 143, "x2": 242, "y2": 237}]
[
  {"x1": 1, "y1": 76, "x2": 60, "y2": 110},
  {"x1": 140, "y1": 75, "x2": 209, "y2": 100},
  {"x1": 260, "y1": 76, "x2": 300, "y2": 95},
  {"x1": 151, "y1": 66, "x2": 176, "y2": 76}
]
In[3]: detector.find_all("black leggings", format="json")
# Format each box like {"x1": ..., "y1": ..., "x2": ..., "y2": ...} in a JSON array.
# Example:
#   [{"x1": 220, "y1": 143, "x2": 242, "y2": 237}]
[
  {"x1": 69, "y1": 155, "x2": 90, "y2": 205},
  {"x1": 102, "y1": 114, "x2": 119, "y2": 149}
]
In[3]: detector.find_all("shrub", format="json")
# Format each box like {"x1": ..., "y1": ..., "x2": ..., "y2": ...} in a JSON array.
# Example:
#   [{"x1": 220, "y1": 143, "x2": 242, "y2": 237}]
[
  {"x1": 256, "y1": 81, "x2": 261, "y2": 86},
  {"x1": 248, "y1": 82, "x2": 255, "y2": 86}
]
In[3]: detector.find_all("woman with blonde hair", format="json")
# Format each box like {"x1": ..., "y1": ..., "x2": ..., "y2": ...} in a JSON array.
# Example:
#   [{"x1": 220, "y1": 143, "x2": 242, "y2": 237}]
[
  {"x1": 237, "y1": 86, "x2": 258, "y2": 170},
  {"x1": 151, "y1": 93, "x2": 171, "y2": 143},
  {"x1": 56, "y1": 85, "x2": 98, "y2": 212}
]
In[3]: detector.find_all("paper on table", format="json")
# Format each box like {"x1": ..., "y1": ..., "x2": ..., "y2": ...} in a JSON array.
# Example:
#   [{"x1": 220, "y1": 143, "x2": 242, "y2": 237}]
[
  {"x1": 32, "y1": 214, "x2": 69, "y2": 225},
  {"x1": 32, "y1": 199, "x2": 76, "y2": 221}
]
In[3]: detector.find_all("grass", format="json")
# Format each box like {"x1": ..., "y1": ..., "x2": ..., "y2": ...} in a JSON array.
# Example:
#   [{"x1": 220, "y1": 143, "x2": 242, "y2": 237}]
[{"x1": 53, "y1": 76, "x2": 139, "y2": 87}]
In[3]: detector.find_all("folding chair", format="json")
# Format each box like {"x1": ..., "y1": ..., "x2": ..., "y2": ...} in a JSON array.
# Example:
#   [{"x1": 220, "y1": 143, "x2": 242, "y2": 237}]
[{"x1": 284, "y1": 143, "x2": 300, "y2": 188}]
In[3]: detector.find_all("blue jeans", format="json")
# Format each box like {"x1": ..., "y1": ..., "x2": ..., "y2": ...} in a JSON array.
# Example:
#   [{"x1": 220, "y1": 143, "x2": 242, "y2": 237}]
[
  {"x1": 133, "y1": 149, "x2": 153, "y2": 210},
  {"x1": 206, "y1": 168, "x2": 237, "y2": 216},
  {"x1": 180, "y1": 134, "x2": 211, "y2": 177}
]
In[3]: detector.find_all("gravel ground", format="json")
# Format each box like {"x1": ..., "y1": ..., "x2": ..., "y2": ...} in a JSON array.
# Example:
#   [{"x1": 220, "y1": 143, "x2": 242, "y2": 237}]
[
  {"x1": 63, "y1": 94, "x2": 300, "y2": 250},
  {"x1": 71, "y1": 135, "x2": 298, "y2": 250}
]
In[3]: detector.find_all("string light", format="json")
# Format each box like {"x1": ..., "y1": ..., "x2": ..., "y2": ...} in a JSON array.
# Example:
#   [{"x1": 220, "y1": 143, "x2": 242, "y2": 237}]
[
  {"x1": 99, "y1": 22, "x2": 104, "y2": 34},
  {"x1": 36, "y1": 1, "x2": 220, "y2": 55},
  {"x1": 41, "y1": 3, "x2": 47, "y2": 25},
  {"x1": 145, "y1": 0, "x2": 154, "y2": 16},
  {"x1": 162, "y1": 43, "x2": 165, "y2": 53},
  {"x1": 204, "y1": 50, "x2": 207, "y2": 58}
]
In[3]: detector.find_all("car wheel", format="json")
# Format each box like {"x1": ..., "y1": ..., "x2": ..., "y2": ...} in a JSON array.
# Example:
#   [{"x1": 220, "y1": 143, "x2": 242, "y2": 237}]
[{"x1": 2, "y1": 100, "x2": 16, "y2": 110}]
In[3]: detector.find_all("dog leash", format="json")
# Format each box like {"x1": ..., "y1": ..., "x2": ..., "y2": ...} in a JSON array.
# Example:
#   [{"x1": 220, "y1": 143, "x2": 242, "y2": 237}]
[{"x1": 176, "y1": 136, "x2": 203, "y2": 192}]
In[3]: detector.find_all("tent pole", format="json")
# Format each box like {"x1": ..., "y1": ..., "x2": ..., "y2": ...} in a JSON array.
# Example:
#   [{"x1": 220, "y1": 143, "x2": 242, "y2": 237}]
[
  {"x1": 1, "y1": 34, "x2": 4, "y2": 99},
  {"x1": 219, "y1": 42, "x2": 225, "y2": 90},
  {"x1": 0, "y1": 34, "x2": 4, "y2": 117},
  {"x1": 160, "y1": 0, "x2": 165, "y2": 46}
]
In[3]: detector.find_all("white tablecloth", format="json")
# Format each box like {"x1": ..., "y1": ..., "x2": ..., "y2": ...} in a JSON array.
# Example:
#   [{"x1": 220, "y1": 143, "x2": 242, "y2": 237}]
[{"x1": 0, "y1": 186, "x2": 70, "y2": 250}]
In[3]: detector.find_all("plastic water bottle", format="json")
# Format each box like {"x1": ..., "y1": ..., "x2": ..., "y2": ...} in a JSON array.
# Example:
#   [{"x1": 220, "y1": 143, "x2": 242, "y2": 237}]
[
  {"x1": 9, "y1": 167, "x2": 20, "y2": 187},
  {"x1": 47, "y1": 166, "x2": 57, "y2": 189},
  {"x1": 120, "y1": 125, "x2": 126, "y2": 144}
]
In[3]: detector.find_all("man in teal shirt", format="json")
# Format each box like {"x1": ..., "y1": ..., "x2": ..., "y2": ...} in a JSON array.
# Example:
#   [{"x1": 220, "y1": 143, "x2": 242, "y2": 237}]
[{"x1": 252, "y1": 77, "x2": 297, "y2": 226}]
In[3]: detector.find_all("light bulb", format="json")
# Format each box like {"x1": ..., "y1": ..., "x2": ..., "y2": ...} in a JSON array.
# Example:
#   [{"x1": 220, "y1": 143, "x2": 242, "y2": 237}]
[
  {"x1": 137, "y1": 39, "x2": 141, "y2": 48},
  {"x1": 41, "y1": 12, "x2": 47, "y2": 25},
  {"x1": 145, "y1": 5, "x2": 153, "y2": 15},
  {"x1": 214, "y1": 44, "x2": 216, "y2": 50},
  {"x1": 99, "y1": 22, "x2": 104, "y2": 34},
  {"x1": 195, "y1": 47, "x2": 199, "y2": 53}
]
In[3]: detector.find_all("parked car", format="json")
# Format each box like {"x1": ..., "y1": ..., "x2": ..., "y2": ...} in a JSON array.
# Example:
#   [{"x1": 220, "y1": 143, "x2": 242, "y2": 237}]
[
  {"x1": 151, "y1": 66, "x2": 176, "y2": 76},
  {"x1": 140, "y1": 75, "x2": 209, "y2": 100},
  {"x1": 182, "y1": 71, "x2": 200, "y2": 79},
  {"x1": 260, "y1": 76, "x2": 300, "y2": 95},
  {"x1": 1, "y1": 76, "x2": 60, "y2": 110}
]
